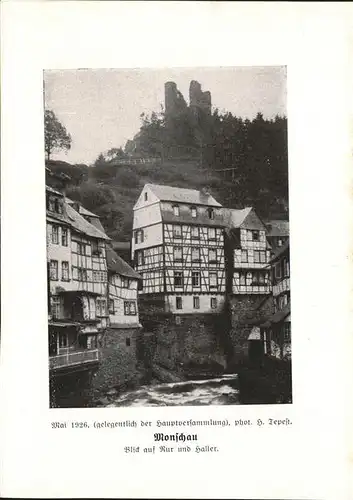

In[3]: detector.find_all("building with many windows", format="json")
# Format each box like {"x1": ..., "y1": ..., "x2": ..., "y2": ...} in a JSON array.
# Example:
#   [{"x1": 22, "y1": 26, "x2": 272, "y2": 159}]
[
  {"x1": 222, "y1": 207, "x2": 274, "y2": 361},
  {"x1": 47, "y1": 185, "x2": 110, "y2": 381},
  {"x1": 131, "y1": 184, "x2": 228, "y2": 372}
]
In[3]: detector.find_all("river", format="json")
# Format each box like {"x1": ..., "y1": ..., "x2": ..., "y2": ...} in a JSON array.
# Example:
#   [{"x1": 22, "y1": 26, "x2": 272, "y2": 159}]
[{"x1": 100, "y1": 374, "x2": 240, "y2": 407}]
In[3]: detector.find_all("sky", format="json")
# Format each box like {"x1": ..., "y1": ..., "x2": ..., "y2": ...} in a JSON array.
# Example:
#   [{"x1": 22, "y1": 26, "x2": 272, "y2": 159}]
[{"x1": 44, "y1": 66, "x2": 287, "y2": 165}]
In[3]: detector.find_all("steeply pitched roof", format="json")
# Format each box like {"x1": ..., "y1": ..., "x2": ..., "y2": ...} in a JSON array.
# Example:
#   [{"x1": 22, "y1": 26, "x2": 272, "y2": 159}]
[
  {"x1": 266, "y1": 220, "x2": 290, "y2": 237},
  {"x1": 269, "y1": 239, "x2": 290, "y2": 263},
  {"x1": 106, "y1": 246, "x2": 141, "y2": 280},
  {"x1": 65, "y1": 197, "x2": 99, "y2": 218},
  {"x1": 46, "y1": 185, "x2": 64, "y2": 197},
  {"x1": 66, "y1": 204, "x2": 110, "y2": 241},
  {"x1": 147, "y1": 184, "x2": 222, "y2": 207},
  {"x1": 222, "y1": 207, "x2": 252, "y2": 228}
]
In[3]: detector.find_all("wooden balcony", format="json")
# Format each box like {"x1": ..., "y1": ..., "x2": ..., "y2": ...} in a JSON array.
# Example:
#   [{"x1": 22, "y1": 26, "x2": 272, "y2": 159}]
[{"x1": 49, "y1": 349, "x2": 99, "y2": 371}]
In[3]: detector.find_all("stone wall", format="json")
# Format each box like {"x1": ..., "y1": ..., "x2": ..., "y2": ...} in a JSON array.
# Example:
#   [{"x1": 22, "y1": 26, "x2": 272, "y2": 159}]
[
  {"x1": 153, "y1": 313, "x2": 227, "y2": 373},
  {"x1": 228, "y1": 295, "x2": 274, "y2": 363},
  {"x1": 90, "y1": 326, "x2": 144, "y2": 397}
]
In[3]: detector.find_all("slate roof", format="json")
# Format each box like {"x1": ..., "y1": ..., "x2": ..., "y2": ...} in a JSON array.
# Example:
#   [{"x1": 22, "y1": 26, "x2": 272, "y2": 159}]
[
  {"x1": 147, "y1": 184, "x2": 222, "y2": 207},
  {"x1": 222, "y1": 207, "x2": 252, "y2": 228},
  {"x1": 66, "y1": 204, "x2": 110, "y2": 241},
  {"x1": 65, "y1": 197, "x2": 99, "y2": 218},
  {"x1": 269, "y1": 239, "x2": 290, "y2": 263},
  {"x1": 106, "y1": 246, "x2": 141, "y2": 280},
  {"x1": 266, "y1": 220, "x2": 290, "y2": 237}
]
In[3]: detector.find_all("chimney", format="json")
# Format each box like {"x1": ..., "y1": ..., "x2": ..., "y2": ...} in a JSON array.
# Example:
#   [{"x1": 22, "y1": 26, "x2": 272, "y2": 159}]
[
  {"x1": 201, "y1": 186, "x2": 211, "y2": 197},
  {"x1": 71, "y1": 201, "x2": 81, "y2": 213}
]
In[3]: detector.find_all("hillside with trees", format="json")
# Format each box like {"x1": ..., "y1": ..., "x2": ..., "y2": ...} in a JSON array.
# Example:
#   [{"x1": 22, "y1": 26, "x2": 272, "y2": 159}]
[{"x1": 45, "y1": 105, "x2": 288, "y2": 243}]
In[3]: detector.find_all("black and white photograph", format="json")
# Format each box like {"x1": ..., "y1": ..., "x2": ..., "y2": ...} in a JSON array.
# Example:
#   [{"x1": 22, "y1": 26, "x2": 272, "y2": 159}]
[{"x1": 45, "y1": 67, "x2": 291, "y2": 408}]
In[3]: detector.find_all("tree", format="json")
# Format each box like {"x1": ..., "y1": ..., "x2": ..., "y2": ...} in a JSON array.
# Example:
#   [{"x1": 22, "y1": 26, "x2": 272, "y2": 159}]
[{"x1": 45, "y1": 110, "x2": 72, "y2": 161}]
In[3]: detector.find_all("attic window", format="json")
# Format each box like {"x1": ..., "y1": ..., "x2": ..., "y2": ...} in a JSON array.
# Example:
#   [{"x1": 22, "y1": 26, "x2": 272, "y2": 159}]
[
  {"x1": 253, "y1": 231, "x2": 259, "y2": 241},
  {"x1": 144, "y1": 192, "x2": 148, "y2": 201},
  {"x1": 173, "y1": 205, "x2": 180, "y2": 217},
  {"x1": 207, "y1": 208, "x2": 214, "y2": 220}
]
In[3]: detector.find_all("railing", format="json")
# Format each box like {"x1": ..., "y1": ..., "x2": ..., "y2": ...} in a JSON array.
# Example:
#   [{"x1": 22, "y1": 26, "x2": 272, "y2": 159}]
[{"x1": 49, "y1": 349, "x2": 99, "y2": 370}]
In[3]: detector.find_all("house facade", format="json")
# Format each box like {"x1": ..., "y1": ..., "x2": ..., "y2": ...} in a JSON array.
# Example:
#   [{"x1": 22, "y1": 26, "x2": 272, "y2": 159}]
[
  {"x1": 47, "y1": 186, "x2": 110, "y2": 387},
  {"x1": 90, "y1": 246, "x2": 144, "y2": 394},
  {"x1": 131, "y1": 184, "x2": 228, "y2": 373},
  {"x1": 223, "y1": 207, "x2": 274, "y2": 361}
]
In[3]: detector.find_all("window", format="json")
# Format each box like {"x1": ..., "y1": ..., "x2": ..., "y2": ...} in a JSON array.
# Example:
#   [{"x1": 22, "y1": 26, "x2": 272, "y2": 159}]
[
  {"x1": 124, "y1": 300, "x2": 137, "y2": 315},
  {"x1": 144, "y1": 192, "x2": 148, "y2": 201},
  {"x1": 87, "y1": 335, "x2": 98, "y2": 349},
  {"x1": 191, "y1": 206, "x2": 197, "y2": 218},
  {"x1": 239, "y1": 272, "x2": 246, "y2": 286},
  {"x1": 174, "y1": 246, "x2": 183, "y2": 262},
  {"x1": 173, "y1": 225, "x2": 182, "y2": 239},
  {"x1": 93, "y1": 271, "x2": 106, "y2": 282},
  {"x1": 192, "y1": 271, "x2": 200, "y2": 287},
  {"x1": 50, "y1": 260, "x2": 58, "y2": 280},
  {"x1": 59, "y1": 332, "x2": 68, "y2": 348},
  {"x1": 191, "y1": 247, "x2": 200, "y2": 262},
  {"x1": 278, "y1": 238, "x2": 283, "y2": 247},
  {"x1": 78, "y1": 268, "x2": 87, "y2": 281},
  {"x1": 51, "y1": 296, "x2": 61, "y2": 319},
  {"x1": 275, "y1": 262, "x2": 282, "y2": 279},
  {"x1": 108, "y1": 299, "x2": 115, "y2": 314},
  {"x1": 134, "y1": 229, "x2": 144, "y2": 244},
  {"x1": 174, "y1": 271, "x2": 183, "y2": 287},
  {"x1": 61, "y1": 261, "x2": 69, "y2": 281},
  {"x1": 209, "y1": 272, "x2": 217, "y2": 288},
  {"x1": 48, "y1": 197, "x2": 55, "y2": 212},
  {"x1": 210, "y1": 297, "x2": 217, "y2": 309},
  {"x1": 260, "y1": 251, "x2": 266, "y2": 263},
  {"x1": 209, "y1": 227, "x2": 216, "y2": 240},
  {"x1": 176, "y1": 296, "x2": 182, "y2": 310},
  {"x1": 77, "y1": 242, "x2": 86, "y2": 255},
  {"x1": 137, "y1": 251, "x2": 144, "y2": 266},
  {"x1": 254, "y1": 251, "x2": 266, "y2": 263},
  {"x1": 207, "y1": 208, "x2": 214, "y2": 220},
  {"x1": 283, "y1": 322, "x2": 291, "y2": 342},
  {"x1": 61, "y1": 227, "x2": 68, "y2": 246},
  {"x1": 96, "y1": 298, "x2": 107, "y2": 317},
  {"x1": 121, "y1": 277, "x2": 130, "y2": 288},
  {"x1": 175, "y1": 315, "x2": 182, "y2": 325},
  {"x1": 193, "y1": 296, "x2": 200, "y2": 309},
  {"x1": 241, "y1": 250, "x2": 247, "y2": 263},
  {"x1": 51, "y1": 225, "x2": 59, "y2": 244},
  {"x1": 253, "y1": 231, "x2": 259, "y2": 241},
  {"x1": 173, "y1": 205, "x2": 180, "y2": 216},
  {"x1": 126, "y1": 337, "x2": 131, "y2": 347},
  {"x1": 209, "y1": 249, "x2": 217, "y2": 263},
  {"x1": 92, "y1": 240, "x2": 99, "y2": 255},
  {"x1": 284, "y1": 258, "x2": 290, "y2": 278},
  {"x1": 191, "y1": 226, "x2": 199, "y2": 239}
]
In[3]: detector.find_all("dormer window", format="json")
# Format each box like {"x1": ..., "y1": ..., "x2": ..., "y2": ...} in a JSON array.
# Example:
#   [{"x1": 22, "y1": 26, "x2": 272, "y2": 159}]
[
  {"x1": 191, "y1": 206, "x2": 197, "y2": 218},
  {"x1": 144, "y1": 192, "x2": 148, "y2": 201},
  {"x1": 207, "y1": 208, "x2": 214, "y2": 220},
  {"x1": 173, "y1": 205, "x2": 180, "y2": 217}
]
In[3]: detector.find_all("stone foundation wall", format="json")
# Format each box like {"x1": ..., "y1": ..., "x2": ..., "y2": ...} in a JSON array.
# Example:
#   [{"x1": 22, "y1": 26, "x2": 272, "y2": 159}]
[
  {"x1": 90, "y1": 327, "x2": 144, "y2": 397},
  {"x1": 153, "y1": 314, "x2": 227, "y2": 371},
  {"x1": 229, "y1": 295, "x2": 274, "y2": 363}
]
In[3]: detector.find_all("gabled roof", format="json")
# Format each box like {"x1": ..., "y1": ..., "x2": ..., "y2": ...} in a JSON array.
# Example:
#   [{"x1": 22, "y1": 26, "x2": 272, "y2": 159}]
[
  {"x1": 222, "y1": 207, "x2": 266, "y2": 231},
  {"x1": 65, "y1": 197, "x2": 99, "y2": 218},
  {"x1": 222, "y1": 207, "x2": 252, "y2": 228},
  {"x1": 266, "y1": 220, "x2": 290, "y2": 237},
  {"x1": 269, "y1": 239, "x2": 290, "y2": 263},
  {"x1": 146, "y1": 184, "x2": 222, "y2": 207},
  {"x1": 66, "y1": 204, "x2": 110, "y2": 241},
  {"x1": 46, "y1": 185, "x2": 64, "y2": 197},
  {"x1": 106, "y1": 246, "x2": 141, "y2": 280}
]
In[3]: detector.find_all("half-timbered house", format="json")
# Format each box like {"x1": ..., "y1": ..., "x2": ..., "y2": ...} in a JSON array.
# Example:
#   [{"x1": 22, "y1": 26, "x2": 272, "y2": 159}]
[
  {"x1": 265, "y1": 219, "x2": 289, "y2": 253},
  {"x1": 132, "y1": 183, "x2": 228, "y2": 372},
  {"x1": 222, "y1": 207, "x2": 274, "y2": 361},
  {"x1": 89, "y1": 246, "x2": 144, "y2": 395},
  {"x1": 47, "y1": 187, "x2": 110, "y2": 380},
  {"x1": 263, "y1": 240, "x2": 291, "y2": 360}
]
